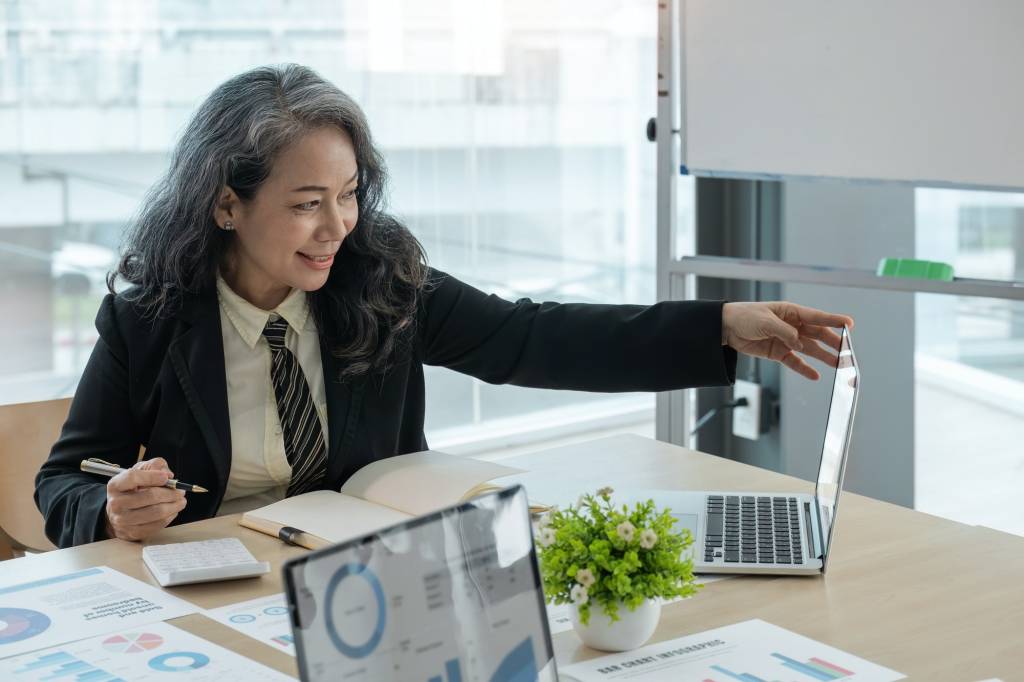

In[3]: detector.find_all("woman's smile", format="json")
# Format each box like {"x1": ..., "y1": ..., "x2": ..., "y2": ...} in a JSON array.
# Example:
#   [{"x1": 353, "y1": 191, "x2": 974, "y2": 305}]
[{"x1": 298, "y1": 251, "x2": 335, "y2": 270}]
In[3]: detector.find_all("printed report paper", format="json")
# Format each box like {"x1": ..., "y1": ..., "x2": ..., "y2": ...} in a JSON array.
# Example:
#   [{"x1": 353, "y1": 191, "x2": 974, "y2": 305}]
[
  {"x1": 0, "y1": 621, "x2": 293, "y2": 680},
  {"x1": 204, "y1": 593, "x2": 295, "y2": 657},
  {"x1": 0, "y1": 566, "x2": 195, "y2": 659},
  {"x1": 559, "y1": 619, "x2": 904, "y2": 681}
]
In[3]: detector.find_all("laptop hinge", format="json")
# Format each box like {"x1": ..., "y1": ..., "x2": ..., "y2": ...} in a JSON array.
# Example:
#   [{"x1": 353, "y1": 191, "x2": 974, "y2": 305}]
[{"x1": 805, "y1": 500, "x2": 823, "y2": 559}]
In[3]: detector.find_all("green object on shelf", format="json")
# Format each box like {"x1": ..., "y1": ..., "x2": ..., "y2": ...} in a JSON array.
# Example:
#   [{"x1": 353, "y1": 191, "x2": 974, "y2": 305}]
[{"x1": 876, "y1": 258, "x2": 954, "y2": 281}]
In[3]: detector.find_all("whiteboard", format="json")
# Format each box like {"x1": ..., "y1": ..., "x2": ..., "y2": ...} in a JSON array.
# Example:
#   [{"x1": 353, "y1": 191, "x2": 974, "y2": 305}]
[{"x1": 681, "y1": 1, "x2": 1024, "y2": 189}]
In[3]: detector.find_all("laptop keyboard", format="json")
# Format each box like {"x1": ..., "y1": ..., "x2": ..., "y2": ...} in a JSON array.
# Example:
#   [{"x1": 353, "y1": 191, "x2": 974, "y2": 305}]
[{"x1": 702, "y1": 495, "x2": 804, "y2": 565}]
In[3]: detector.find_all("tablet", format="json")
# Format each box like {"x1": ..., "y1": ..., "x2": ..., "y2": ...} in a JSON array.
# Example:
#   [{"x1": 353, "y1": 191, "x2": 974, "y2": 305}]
[{"x1": 282, "y1": 484, "x2": 557, "y2": 682}]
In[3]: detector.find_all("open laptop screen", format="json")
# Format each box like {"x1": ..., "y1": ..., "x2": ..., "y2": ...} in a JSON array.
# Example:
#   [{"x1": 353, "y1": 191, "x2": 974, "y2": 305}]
[
  {"x1": 282, "y1": 485, "x2": 556, "y2": 682},
  {"x1": 814, "y1": 326, "x2": 859, "y2": 559}
]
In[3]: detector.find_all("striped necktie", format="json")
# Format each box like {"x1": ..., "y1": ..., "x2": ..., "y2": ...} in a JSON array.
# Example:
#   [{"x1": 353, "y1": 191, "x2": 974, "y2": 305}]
[{"x1": 262, "y1": 317, "x2": 327, "y2": 497}]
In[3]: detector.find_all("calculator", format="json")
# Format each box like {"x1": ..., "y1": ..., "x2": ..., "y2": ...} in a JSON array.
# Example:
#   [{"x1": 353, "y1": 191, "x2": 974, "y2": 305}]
[{"x1": 142, "y1": 538, "x2": 270, "y2": 587}]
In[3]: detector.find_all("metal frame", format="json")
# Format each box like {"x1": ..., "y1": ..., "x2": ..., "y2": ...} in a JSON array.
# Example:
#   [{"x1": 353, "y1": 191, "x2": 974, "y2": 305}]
[
  {"x1": 670, "y1": 256, "x2": 1024, "y2": 301},
  {"x1": 655, "y1": 0, "x2": 690, "y2": 445}
]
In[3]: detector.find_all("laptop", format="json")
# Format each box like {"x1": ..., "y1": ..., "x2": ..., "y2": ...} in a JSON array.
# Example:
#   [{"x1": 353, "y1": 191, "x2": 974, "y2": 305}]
[
  {"x1": 641, "y1": 325, "x2": 859, "y2": 576},
  {"x1": 282, "y1": 485, "x2": 558, "y2": 682}
]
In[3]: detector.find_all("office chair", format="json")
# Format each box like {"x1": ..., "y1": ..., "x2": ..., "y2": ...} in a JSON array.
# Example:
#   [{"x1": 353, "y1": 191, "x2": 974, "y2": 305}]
[{"x1": 0, "y1": 397, "x2": 68, "y2": 558}]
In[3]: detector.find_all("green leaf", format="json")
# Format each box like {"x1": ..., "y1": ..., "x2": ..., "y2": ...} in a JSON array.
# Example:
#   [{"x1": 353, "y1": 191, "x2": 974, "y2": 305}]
[{"x1": 537, "y1": 490, "x2": 700, "y2": 619}]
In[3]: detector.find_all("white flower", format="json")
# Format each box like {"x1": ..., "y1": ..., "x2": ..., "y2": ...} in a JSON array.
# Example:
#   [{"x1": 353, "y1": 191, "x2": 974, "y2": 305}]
[
  {"x1": 575, "y1": 494, "x2": 588, "y2": 509},
  {"x1": 639, "y1": 528, "x2": 658, "y2": 549},
  {"x1": 537, "y1": 513, "x2": 553, "y2": 529},
  {"x1": 570, "y1": 583, "x2": 589, "y2": 605},
  {"x1": 538, "y1": 527, "x2": 556, "y2": 547},
  {"x1": 616, "y1": 521, "x2": 636, "y2": 543},
  {"x1": 597, "y1": 486, "x2": 614, "y2": 499},
  {"x1": 575, "y1": 568, "x2": 596, "y2": 588}
]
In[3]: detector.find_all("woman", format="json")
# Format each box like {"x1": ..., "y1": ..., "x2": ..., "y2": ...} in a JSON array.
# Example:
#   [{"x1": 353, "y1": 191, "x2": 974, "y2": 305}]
[{"x1": 35, "y1": 64, "x2": 852, "y2": 548}]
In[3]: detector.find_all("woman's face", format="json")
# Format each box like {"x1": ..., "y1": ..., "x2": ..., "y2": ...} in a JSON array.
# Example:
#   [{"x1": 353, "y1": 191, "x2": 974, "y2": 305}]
[{"x1": 216, "y1": 125, "x2": 359, "y2": 310}]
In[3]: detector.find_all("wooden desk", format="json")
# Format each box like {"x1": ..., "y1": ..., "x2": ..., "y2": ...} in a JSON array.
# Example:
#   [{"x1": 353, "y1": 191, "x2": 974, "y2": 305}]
[{"x1": 3, "y1": 434, "x2": 1022, "y2": 679}]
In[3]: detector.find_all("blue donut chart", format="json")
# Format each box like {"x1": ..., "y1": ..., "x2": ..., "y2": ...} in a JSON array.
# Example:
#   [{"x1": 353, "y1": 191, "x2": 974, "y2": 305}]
[
  {"x1": 229, "y1": 614, "x2": 256, "y2": 624},
  {"x1": 324, "y1": 562, "x2": 387, "y2": 659},
  {"x1": 148, "y1": 651, "x2": 211, "y2": 671},
  {"x1": 263, "y1": 606, "x2": 289, "y2": 616},
  {"x1": 0, "y1": 608, "x2": 51, "y2": 645}
]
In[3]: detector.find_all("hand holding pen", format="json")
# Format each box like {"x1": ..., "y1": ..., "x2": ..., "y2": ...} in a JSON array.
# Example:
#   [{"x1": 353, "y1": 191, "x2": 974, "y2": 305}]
[
  {"x1": 80, "y1": 457, "x2": 206, "y2": 542},
  {"x1": 81, "y1": 458, "x2": 208, "y2": 493}
]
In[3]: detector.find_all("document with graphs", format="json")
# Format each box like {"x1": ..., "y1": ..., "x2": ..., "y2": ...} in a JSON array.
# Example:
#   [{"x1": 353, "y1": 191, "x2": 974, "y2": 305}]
[
  {"x1": 0, "y1": 566, "x2": 194, "y2": 659},
  {"x1": 559, "y1": 619, "x2": 904, "y2": 682}
]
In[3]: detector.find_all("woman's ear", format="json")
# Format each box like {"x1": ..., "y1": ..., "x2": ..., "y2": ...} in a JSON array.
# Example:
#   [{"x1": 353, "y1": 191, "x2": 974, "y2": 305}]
[{"x1": 213, "y1": 186, "x2": 241, "y2": 230}]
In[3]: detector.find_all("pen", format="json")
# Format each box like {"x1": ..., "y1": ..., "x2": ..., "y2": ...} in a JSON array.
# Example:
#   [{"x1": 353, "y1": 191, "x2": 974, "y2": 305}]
[{"x1": 80, "y1": 458, "x2": 209, "y2": 493}]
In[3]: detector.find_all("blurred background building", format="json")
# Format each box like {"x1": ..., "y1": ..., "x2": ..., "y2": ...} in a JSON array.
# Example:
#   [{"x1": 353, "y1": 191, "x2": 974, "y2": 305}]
[
  {"x1": 1, "y1": 0, "x2": 1021, "y2": 534},
  {"x1": 0, "y1": 0, "x2": 662, "y2": 447}
]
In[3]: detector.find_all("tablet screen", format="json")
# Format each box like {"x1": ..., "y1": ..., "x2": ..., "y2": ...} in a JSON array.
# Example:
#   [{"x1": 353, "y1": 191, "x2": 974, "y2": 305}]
[{"x1": 283, "y1": 486, "x2": 556, "y2": 682}]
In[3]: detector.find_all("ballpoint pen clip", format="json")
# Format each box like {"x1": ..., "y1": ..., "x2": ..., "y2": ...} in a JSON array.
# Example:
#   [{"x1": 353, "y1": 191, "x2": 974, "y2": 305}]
[{"x1": 86, "y1": 458, "x2": 122, "y2": 468}]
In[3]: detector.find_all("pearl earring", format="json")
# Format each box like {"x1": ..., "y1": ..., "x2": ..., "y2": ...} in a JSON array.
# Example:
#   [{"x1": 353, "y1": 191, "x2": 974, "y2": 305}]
[{"x1": 222, "y1": 221, "x2": 235, "y2": 231}]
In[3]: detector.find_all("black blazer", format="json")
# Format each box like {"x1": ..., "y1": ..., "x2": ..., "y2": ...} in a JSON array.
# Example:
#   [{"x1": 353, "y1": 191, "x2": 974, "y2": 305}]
[{"x1": 35, "y1": 269, "x2": 736, "y2": 548}]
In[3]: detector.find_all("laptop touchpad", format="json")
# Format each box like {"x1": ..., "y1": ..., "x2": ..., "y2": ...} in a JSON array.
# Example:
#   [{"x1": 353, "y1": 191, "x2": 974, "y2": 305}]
[{"x1": 671, "y1": 513, "x2": 699, "y2": 540}]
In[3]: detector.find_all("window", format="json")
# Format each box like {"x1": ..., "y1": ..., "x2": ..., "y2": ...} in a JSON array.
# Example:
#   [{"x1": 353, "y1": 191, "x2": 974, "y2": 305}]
[
  {"x1": 914, "y1": 189, "x2": 1024, "y2": 535},
  {"x1": 678, "y1": 179, "x2": 1024, "y2": 536},
  {"x1": 0, "y1": 1, "x2": 658, "y2": 451}
]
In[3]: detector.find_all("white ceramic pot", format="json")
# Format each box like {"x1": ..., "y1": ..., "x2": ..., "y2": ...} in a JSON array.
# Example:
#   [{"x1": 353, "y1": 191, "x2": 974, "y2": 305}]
[{"x1": 569, "y1": 598, "x2": 661, "y2": 652}]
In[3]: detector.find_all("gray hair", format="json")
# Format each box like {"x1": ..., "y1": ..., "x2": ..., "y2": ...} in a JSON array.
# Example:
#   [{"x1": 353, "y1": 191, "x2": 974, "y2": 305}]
[{"x1": 113, "y1": 64, "x2": 428, "y2": 377}]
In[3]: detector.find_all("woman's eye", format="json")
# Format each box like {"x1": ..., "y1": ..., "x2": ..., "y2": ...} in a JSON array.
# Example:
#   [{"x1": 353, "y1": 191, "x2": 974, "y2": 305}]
[
  {"x1": 295, "y1": 200, "x2": 319, "y2": 211},
  {"x1": 342, "y1": 189, "x2": 358, "y2": 201}
]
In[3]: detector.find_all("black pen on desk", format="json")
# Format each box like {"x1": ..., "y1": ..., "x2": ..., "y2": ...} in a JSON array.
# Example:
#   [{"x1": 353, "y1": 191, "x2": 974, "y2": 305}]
[
  {"x1": 277, "y1": 526, "x2": 306, "y2": 546},
  {"x1": 79, "y1": 458, "x2": 209, "y2": 493}
]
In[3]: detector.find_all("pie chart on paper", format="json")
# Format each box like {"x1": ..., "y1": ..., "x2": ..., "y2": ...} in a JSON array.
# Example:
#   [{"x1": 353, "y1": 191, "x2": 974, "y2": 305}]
[
  {"x1": 102, "y1": 632, "x2": 165, "y2": 653},
  {"x1": 0, "y1": 608, "x2": 51, "y2": 645}
]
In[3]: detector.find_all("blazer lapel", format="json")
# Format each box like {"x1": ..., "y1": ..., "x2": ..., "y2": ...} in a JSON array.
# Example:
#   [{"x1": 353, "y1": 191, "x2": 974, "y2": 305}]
[
  {"x1": 168, "y1": 291, "x2": 232, "y2": 496},
  {"x1": 321, "y1": 340, "x2": 365, "y2": 487}
]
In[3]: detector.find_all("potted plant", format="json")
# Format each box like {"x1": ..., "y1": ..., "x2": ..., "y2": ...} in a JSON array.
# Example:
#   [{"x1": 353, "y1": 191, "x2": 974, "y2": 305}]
[{"x1": 536, "y1": 487, "x2": 699, "y2": 651}]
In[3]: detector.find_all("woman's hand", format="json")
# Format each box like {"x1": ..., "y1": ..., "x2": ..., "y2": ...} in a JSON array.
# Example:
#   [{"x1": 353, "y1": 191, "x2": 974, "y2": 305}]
[
  {"x1": 722, "y1": 301, "x2": 854, "y2": 380},
  {"x1": 104, "y1": 457, "x2": 187, "y2": 542}
]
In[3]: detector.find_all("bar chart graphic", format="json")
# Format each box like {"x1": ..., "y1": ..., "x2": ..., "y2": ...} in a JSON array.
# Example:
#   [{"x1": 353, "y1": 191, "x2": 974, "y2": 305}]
[
  {"x1": 490, "y1": 637, "x2": 538, "y2": 682},
  {"x1": 772, "y1": 653, "x2": 854, "y2": 680},
  {"x1": 709, "y1": 651, "x2": 856, "y2": 681},
  {"x1": 13, "y1": 650, "x2": 125, "y2": 682},
  {"x1": 428, "y1": 658, "x2": 463, "y2": 682},
  {"x1": 561, "y1": 620, "x2": 902, "y2": 682}
]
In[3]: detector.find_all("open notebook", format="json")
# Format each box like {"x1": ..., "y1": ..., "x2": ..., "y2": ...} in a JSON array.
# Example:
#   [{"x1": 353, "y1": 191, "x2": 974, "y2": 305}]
[{"x1": 238, "y1": 450, "x2": 546, "y2": 550}]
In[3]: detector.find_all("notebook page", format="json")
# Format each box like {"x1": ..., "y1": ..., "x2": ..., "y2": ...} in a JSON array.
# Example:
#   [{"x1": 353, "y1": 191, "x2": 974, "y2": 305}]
[
  {"x1": 339, "y1": 450, "x2": 524, "y2": 516},
  {"x1": 242, "y1": 490, "x2": 412, "y2": 544}
]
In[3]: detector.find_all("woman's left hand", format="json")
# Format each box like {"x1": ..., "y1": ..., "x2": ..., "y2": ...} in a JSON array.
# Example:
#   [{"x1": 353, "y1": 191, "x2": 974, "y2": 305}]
[{"x1": 721, "y1": 302, "x2": 854, "y2": 380}]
